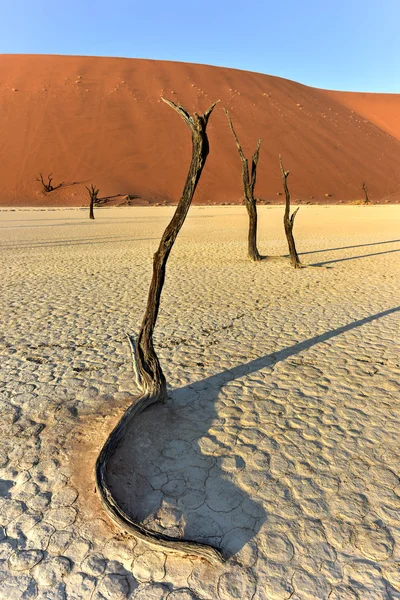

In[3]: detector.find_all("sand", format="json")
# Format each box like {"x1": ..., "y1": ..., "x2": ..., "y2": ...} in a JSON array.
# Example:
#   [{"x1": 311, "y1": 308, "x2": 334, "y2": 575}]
[
  {"x1": 0, "y1": 205, "x2": 399, "y2": 599},
  {"x1": 0, "y1": 54, "x2": 400, "y2": 207}
]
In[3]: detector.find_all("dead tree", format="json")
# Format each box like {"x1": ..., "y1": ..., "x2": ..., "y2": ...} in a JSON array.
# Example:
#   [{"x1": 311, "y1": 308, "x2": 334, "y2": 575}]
[
  {"x1": 279, "y1": 155, "x2": 301, "y2": 268},
  {"x1": 362, "y1": 182, "x2": 370, "y2": 204},
  {"x1": 95, "y1": 99, "x2": 223, "y2": 564},
  {"x1": 224, "y1": 110, "x2": 262, "y2": 261},
  {"x1": 86, "y1": 184, "x2": 99, "y2": 219},
  {"x1": 133, "y1": 99, "x2": 219, "y2": 398},
  {"x1": 36, "y1": 173, "x2": 63, "y2": 192}
]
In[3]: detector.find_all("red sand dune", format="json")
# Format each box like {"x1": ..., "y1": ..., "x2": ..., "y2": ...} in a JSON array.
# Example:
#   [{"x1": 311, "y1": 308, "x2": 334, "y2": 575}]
[{"x1": 0, "y1": 54, "x2": 399, "y2": 206}]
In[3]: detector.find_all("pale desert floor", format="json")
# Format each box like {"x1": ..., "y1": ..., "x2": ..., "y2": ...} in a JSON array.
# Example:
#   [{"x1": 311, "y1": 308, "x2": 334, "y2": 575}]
[{"x1": 0, "y1": 205, "x2": 399, "y2": 600}]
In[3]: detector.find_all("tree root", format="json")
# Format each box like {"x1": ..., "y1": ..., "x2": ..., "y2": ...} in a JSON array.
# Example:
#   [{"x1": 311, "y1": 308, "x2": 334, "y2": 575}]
[{"x1": 94, "y1": 337, "x2": 224, "y2": 565}]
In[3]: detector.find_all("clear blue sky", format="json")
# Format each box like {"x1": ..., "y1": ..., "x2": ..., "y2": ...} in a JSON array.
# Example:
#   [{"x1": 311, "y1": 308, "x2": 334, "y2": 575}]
[{"x1": 1, "y1": 0, "x2": 399, "y2": 93}]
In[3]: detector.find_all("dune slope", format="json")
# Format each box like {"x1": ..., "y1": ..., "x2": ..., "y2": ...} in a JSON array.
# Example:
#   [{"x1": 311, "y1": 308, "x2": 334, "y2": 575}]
[{"x1": 0, "y1": 54, "x2": 399, "y2": 205}]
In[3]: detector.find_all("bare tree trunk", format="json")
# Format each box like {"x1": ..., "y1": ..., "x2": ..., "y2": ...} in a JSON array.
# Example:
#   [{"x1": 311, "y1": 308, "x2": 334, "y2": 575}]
[
  {"x1": 279, "y1": 155, "x2": 301, "y2": 268},
  {"x1": 86, "y1": 184, "x2": 99, "y2": 220},
  {"x1": 95, "y1": 99, "x2": 223, "y2": 564},
  {"x1": 362, "y1": 182, "x2": 370, "y2": 204},
  {"x1": 225, "y1": 110, "x2": 262, "y2": 261},
  {"x1": 247, "y1": 201, "x2": 259, "y2": 260}
]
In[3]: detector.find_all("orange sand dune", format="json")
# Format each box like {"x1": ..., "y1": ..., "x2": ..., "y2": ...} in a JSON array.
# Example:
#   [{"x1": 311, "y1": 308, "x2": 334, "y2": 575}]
[{"x1": 0, "y1": 54, "x2": 399, "y2": 206}]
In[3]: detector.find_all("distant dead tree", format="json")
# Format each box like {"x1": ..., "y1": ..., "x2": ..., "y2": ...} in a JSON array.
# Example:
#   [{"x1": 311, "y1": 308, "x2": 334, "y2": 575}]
[
  {"x1": 362, "y1": 182, "x2": 370, "y2": 204},
  {"x1": 36, "y1": 173, "x2": 63, "y2": 193},
  {"x1": 95, "y1": 98, "x2": 222, "y2": 564},
  {"x1": 279, "y1": 155, "x2": 301, "y2": 268},
  {"x1": 224, "y1": 109, "x2": 262, "y2": 261},
  {"x1": 86, "y1": 184, "x2": 99, "y2": 219}
]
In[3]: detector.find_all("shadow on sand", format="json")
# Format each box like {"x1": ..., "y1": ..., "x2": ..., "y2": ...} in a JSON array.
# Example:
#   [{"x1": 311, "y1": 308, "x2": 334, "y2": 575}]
[
  {"x1": 0, "y1": 237, "x2": 159, "y2": 250},
  {"x1": 299, "y1": 239, "x2": 400, "y2": 256},
  {"x1": 310, "y1": 248, "x2": 400, "y2": 267},
  {"x1": 106, "y1": 306, "x2": 399, "y2": 559}
]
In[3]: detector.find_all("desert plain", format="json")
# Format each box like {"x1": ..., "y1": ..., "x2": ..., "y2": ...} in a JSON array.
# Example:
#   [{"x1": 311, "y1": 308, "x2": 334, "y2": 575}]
[{"x1": 0, "y1": 205, "x2": 399, "y2": 599}]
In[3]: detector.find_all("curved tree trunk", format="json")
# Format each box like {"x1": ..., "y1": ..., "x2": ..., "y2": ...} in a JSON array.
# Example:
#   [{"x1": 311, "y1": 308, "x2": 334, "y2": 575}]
[
  {"x1": 135, "y1": 99, "x2": 218, "y2": 395},
  {"x1": 279, "y1": 155, "x2": 301, "y2": 268},
  {"x1": 95, "y1": 99, "x2": 223, "y2": 564},
  {"x1": 225, "y1": 110, "x2": 262, "y2": 261}
]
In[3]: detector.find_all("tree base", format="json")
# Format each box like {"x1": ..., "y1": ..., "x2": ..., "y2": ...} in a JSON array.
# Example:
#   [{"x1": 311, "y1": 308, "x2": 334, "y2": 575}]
[
  {"x1": 248, "y1": 252, "x2": 263, "y2": 262},
  {"x1": 95, "y1": 341, "x2": 223, "y2": 564}
]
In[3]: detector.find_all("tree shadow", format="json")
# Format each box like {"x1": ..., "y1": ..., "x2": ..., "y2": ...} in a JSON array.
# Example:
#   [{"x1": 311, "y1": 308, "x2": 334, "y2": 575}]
[
  {"x1": 0, "y1": 479, "x2": 14, "y2": 499},
  {"x1": 97, "y1": 193, "x2": 141, "y2": 204},
  {"x1": 299, "y1": 239, "x2": 400, "y2": 256},
  {"x1": 0, "y1": 220, "x2": 94, "y2": 229},
  {"x1": 310, "y1": 248, "x2": 400, "y2": 267},
  {"x1": 0, "y1": 237, "x2": 158, "y2": 250},
  {"x1": 106, "y1": 306, "x2": 399, "y2": 559},
  {"x1": 107, "y1": 386, "x2": 265, "y2": 560},
  {"x1": 179, "y1": 306, "x2": 399, "y2": 390}
]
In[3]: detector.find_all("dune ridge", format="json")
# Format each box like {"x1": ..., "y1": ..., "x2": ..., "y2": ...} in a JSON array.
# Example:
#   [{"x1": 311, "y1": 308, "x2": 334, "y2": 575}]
[{"x1": 0, "y1": 54, "x2": 399, "y2": 206}]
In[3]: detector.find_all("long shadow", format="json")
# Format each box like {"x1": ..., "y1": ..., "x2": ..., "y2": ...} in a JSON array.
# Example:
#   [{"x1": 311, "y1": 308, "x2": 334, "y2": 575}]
[
  {"x1": 176, "y1": 306, "x2": 400, "y2": 393},
  {"x1": 97, "y1": 194, "x2": 141, "y2": 203},
  {"x1": 310, "y1": 248, "x2": 400, "y2": 267},
  {"x1": 0, "y1": 221, "x2": 91, "y2": 229},
  {"x1": 299, "y1": 239, "x2": 400, "y2": 256},
  {"x1": 0, "y1": 216, "x2": 169, "y2": 230},
  {"x1": 0, "y1": 237, "x2": 159, "y2": 249},
  {"x1": 99, "y1": 194, "x2": 141, "y2": 200},
  {"x1": 107, "y1": 306, "x2": 399, "y2": 559}
]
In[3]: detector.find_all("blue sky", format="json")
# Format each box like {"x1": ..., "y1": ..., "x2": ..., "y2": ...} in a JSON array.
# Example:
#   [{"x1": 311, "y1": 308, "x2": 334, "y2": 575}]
[{"x1": 1, "y1": 0, "x2": 399, "y2": 92}]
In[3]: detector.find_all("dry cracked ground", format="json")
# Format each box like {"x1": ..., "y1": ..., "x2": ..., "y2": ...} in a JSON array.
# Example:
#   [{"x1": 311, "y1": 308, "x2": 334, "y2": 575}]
[{"x1": 0, "y1": 205, "x2": 399, "y2": 600}]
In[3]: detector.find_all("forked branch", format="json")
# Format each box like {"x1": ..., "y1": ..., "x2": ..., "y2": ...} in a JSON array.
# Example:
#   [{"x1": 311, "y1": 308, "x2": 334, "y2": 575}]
[
  {"x1": 95, "y1": 99, "x2": 223, "y2": 564},
  {"x1": 290, "y1": 206, "x2": 300, "y2": 226},
  {"x1": 36, "y1": 172, "x2": 63, "y2": 193},
  {"x1": 279, "y1": 155, "x2": 301, "y2": 268}
]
